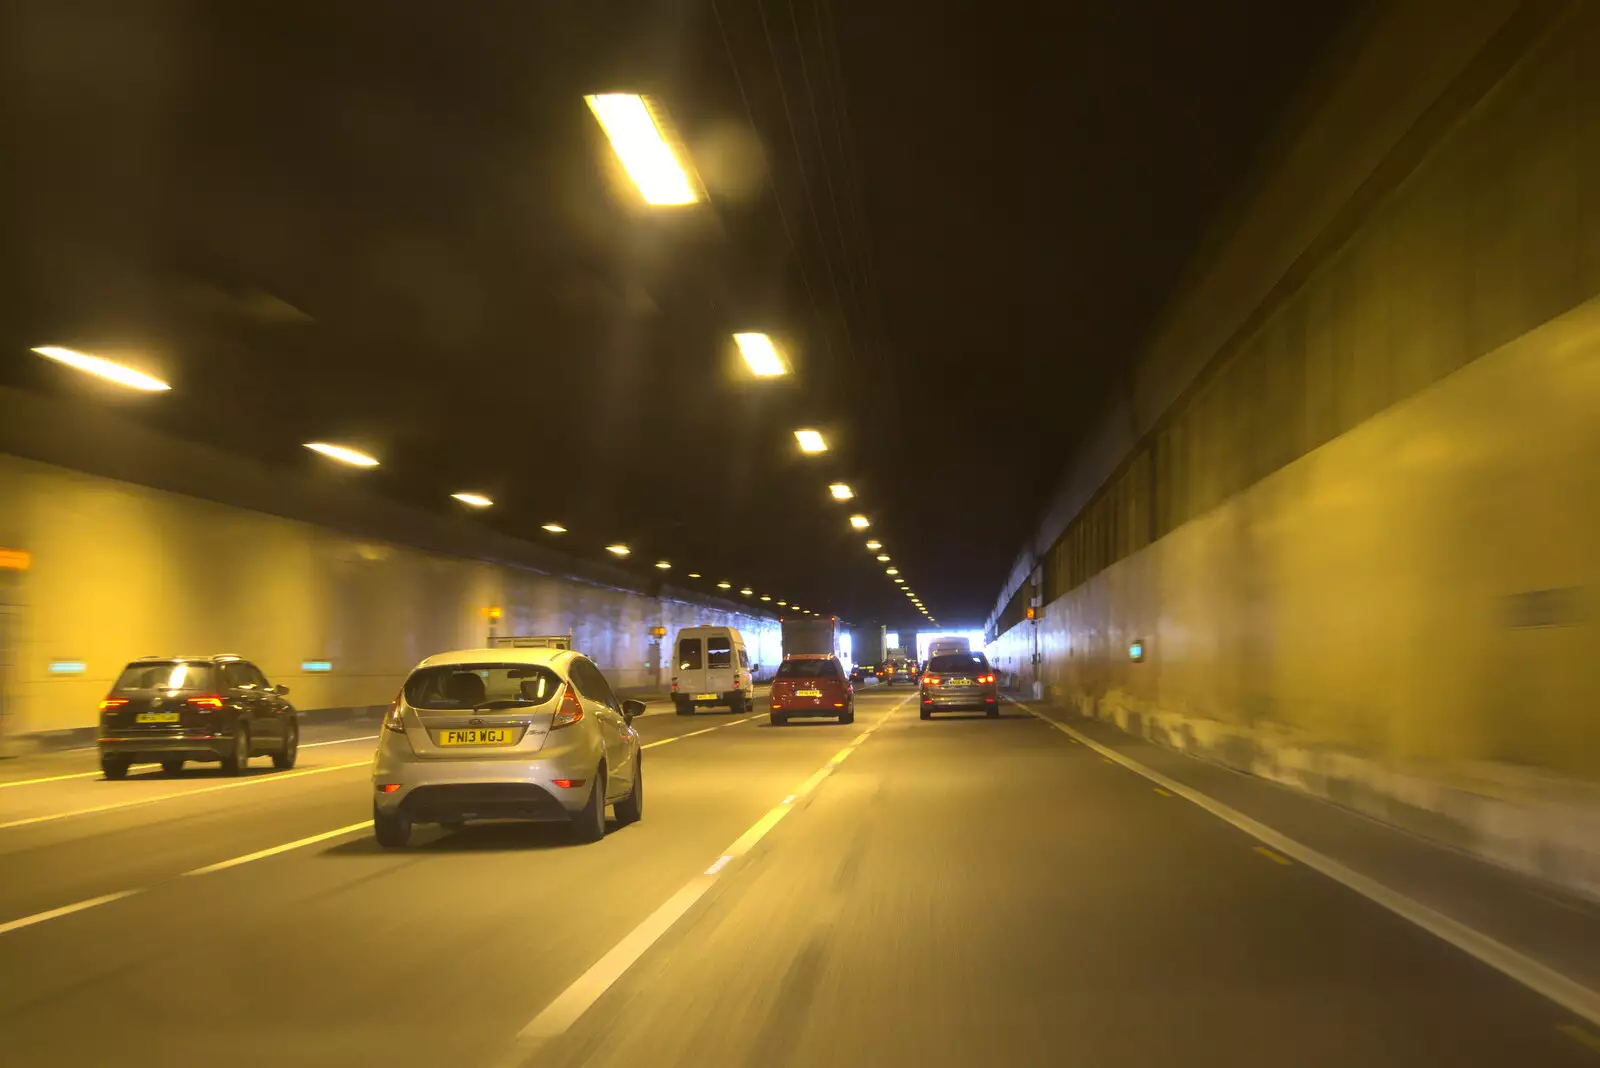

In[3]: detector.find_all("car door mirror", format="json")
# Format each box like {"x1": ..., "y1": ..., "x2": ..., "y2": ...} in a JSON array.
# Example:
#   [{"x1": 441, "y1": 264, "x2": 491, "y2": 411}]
[
  {"x1": 621, "y1": 698, "x2": 646, "y2": 723},
  {"x1": 272, "y1": 684, "x2": 290, "y2": 696}
]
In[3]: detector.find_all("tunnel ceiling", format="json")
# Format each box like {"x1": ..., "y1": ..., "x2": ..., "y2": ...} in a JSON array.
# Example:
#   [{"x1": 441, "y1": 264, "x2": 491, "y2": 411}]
[{"x1": 0, "y1": 0, "x2": 1359, "y2": 624}]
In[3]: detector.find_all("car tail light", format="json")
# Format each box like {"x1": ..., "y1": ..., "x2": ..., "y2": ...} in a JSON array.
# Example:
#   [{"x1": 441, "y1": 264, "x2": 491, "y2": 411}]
[
  {"x1": 978, "y1": 674, "x2": 996, "y2": 685},
  {"x1": 922, "y1": 674, "x2": 942, "y2": 686},
  {"x1": 671, "y1": 679, "x2": 678, "y2": 692},
  {"x1": 551, "y1": 778, "x2": 587, "y2": 789},
  {"x1": 378, "y1": 783, "x2": 401, "y2": 794},
  {"x1": 552, "y1": 684, "x2": 584, "y2": 730},
  {"x1": 187, "y1": 695, "x2": 224, "y2": 710},
  {"x1": 383, "y1": 691, "x2": 406, "y2": 733},
  {"x1": 98, "y1": 698, "x2": 128, "y2": 711}
]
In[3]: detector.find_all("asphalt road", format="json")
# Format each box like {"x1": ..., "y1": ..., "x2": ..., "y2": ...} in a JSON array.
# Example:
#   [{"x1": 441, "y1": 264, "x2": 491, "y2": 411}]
[{"x1": 0, "y1": 685, "x2": 1594, "y2": 1067}]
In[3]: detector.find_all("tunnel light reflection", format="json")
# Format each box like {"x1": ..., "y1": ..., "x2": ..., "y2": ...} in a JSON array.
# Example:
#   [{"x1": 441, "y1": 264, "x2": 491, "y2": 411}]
[
  {"x1": 32, "y1": 346, "x2": 170, "y2": 392},
  {"x1": 451, "y1": 492, "x2": 493, "y2": 508},
  {"x1": 734, "y1": 333, "x2": 788, "y2": 376},
  {"x1": 584, "y1": 93, "x2": 697, "y2": 206},
  {"x1": 304, "y1": 443, "x2": 379, "y2": 467}
]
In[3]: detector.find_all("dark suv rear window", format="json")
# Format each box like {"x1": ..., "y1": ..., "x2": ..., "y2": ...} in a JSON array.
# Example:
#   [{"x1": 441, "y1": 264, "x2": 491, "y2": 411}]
[
  {"x1": 404, "y1": 664, "x2": 564, "y2": 710},
  {"x1": 928, "y1": 653, "x2": 989, "y2": 674},
  {"x1": 112, "y1": 662, "x2": 217, "y2": 692},
  {"x1": 776, "y1": 658, "x2": 842, "y2": 679}
]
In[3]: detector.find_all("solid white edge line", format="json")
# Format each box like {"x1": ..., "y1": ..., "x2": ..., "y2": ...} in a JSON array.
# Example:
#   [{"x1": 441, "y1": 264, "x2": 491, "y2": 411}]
[
  {"x1": 1006, "y1": 697, "x2": 1600, "y2": 1028},
  {"x1": 0, "y1": 733, "x2": 379, "y2": 790},
  {"x1": 0, "y1": 890, "x2": 144, "y2": 936},
  {"x1": 501, "y1": 693, "x2": 911, "y2": 1064}
]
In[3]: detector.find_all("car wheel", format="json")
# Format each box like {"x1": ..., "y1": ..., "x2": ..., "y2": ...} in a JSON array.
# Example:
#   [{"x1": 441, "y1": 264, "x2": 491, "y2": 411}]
[
  {"x1": 919, "y1": 707, "x2": 932, "y2": 720},
  {"x1": 770, "y1": 713, "x2": 788, "y2": 726},
  {"x1": 374, "y1": 803, "x2": 412, "y2": 848},
  {"x1": 272, "y1": 720, "x2": 300, "y2": 769},
  {"x1": 613, "y1": 757, "x2": 643, "y2": 825},
  {"x1": 986, "y1": 704, "x2": 1000, "y2": 718},
  {"x1": 161, "y1": 759, "x2": 184, "y2": 776},
  {"x1": 221, "y1": 727, "x2": 250, "y2": 776},
  {"x1": 675, "y1": 698, "x2": 692, "y2": 716},
  {"x1": 101, "y1": 755, "x2": 130, "y2": 780},
  {"x1": 729, "y1": 692, "x2": 747, "y2": 716},
  {"x1": 571, "y1": 765, "x2": 607, "y2": 843},
  {"x1": 840, "y1": 706, "x2": 854, "y2": 725}
]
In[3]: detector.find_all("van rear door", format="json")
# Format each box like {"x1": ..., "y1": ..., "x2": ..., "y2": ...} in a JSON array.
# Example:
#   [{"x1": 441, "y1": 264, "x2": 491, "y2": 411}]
[
  {"x1": 703, "y1": 633, "x2": 737, "y2": 696},
  {"x1": 675, "y1": 635, "x2": 709, "y2": 697}
]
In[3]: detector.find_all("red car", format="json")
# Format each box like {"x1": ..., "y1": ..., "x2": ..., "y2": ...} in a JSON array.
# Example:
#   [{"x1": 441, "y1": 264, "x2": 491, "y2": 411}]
[{"x1": 769, "y1": 655, "x2": 854, "y2": 726}]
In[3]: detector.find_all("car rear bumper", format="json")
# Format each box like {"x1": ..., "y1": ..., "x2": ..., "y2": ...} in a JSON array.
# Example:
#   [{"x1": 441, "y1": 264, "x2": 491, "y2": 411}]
[
  {"x1": 393, "y1": 782, "x2": 571, "y2": 823},
  {"x1": 921, "y1": 691, "x2": 999, "y2": 710},
  {"x1": 98, "y1": 735, "x2": 233, "y2": 760},
  {"x1": 372, "y1": 734, "x2": 600, "y2": 821},
  {"x1": 770, "y1": 701, "x2": 851, "y2": 718},
  {"x1": 677, "y1": 690, "x2": 749, "y2": 706}
]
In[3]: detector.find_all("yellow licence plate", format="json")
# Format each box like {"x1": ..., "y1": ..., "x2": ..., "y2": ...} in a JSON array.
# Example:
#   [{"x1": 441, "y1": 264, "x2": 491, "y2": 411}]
[
  {"x1": 796, "y1": 689, "x2": 822, "y2": 697},
  {"x1": 136, "y1": 712, "x2": 180, "y2": 724},
  {"x1": 695, "y1": 693, "x2": 718, "y2": 701},
  {"x1": 438, "y1": 728, "x2": 516, "y2": 747}
]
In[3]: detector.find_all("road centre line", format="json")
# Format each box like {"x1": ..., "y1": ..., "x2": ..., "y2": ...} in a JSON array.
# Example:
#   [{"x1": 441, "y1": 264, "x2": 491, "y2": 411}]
[
  {"x1": 500, "y1": 694, "x2": 912, "y2": 1064},
  {"x1": 1006, "y1": 697, "x2": 1600, "y2": 1029}
]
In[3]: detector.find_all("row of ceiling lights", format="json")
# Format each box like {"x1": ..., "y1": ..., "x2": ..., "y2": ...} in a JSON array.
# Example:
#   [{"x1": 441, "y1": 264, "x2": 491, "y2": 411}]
[
  {"x1": 28, "y1": 346, "x2": 824, "y2": 619},
  {"x1": 581, "y1": 95, "x2": 939, "y2": 626},
  {"x1": 29, "y1": 92, "x2": 941, "y2": 627}
]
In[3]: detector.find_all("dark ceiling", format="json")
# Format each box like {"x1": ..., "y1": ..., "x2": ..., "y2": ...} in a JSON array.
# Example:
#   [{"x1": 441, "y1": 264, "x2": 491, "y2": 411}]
[{"x1": 0, "y1": 0, "x2": 1359, "y2": 625}]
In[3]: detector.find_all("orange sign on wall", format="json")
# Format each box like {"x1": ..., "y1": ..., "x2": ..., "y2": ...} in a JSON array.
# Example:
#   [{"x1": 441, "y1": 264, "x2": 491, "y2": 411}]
[{"x1": 0, "y1": 548, "x2": 31, "y2": 571}]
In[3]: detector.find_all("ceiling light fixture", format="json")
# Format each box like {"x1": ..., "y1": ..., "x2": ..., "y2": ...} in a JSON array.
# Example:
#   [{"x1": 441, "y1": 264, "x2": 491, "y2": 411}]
[
  {"x1": 828, "y1": 483, "x2": 854, "y2": 500},
  {"x1": 606, "y1": 544, "x2": 631, "y2": 557},
  {"x1": 655, "y1": 560, "x2": 672, "y2": 570},
  {"x1": 739, "y1": 588, "x2": 753, "y2": 596},
  {"x1": 304, "y1": 442, "x2": 379, "y2": 467},
  {"x1": 794, "y1": 429, "x2": 828, "y2": 454},
  {"x1": 876, "y1": 554, "x2": 891, "y2": 562},
  {"x1": 865, "y1": 540, "x2": 882, "y2": 551},
  {"x1": 32, "y1": 346, "x2": 170, "y2": 392},
  {"x1": 760, "y1": 595, "x2": 772, "y2": 602},
  {"x1": 583, "y1": 93, "x2": 697, "y2": 206},
  {"x1": 542, "y1": 523, "x2": 567, "y2": 534},
  {"x1": 885, "y1": 567, "x2": 899, "y2": 575},
  {"x1": 451, "y1": 492, "x2": 493, "y2": 508},
  {"x1": 849, "y1": 515, "x2": 870, "y2": 530},
  {"x1": 733, "y1": 332, "x2": 788, "y2": 376},
  {"x1": 717, "y1": 581, "x2": 732, "y2": 589}
]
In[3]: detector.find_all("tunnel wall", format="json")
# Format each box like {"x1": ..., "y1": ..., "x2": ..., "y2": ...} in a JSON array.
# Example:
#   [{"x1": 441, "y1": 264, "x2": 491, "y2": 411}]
[
  {"x1": 0, "y1": 450, "x2": 781, "y2": 744},
  {"x1": 992, "y1": 0, "x2": 1600, "y2": 896}
]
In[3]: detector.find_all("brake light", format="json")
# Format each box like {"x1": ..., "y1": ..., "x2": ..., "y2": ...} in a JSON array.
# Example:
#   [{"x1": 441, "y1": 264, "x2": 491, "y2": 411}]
[
  {"x1": 98, "y1": 698, "x2": 128, "y2": 711},
  {"x1": 379, "y1": 783, "x2": 401, "y2": 794},
  {"x1": 383, "y1": 691, "x2": 406, "y2": 733},
  {"x1": 552, "y1": 684, "x2": 584, "y2": 730},
  {"x1": 187, "y1": 695, "x2": 224, "y2": 709},
  {"x1": 922, "y1": 674, "x2": 942, "y2": 686},
  {"x1": 978, "y1": 674, "x2": 996, "y2": 685},
  {"x1": 551, "y1": 778, "x2": 587, "y2": 789}
]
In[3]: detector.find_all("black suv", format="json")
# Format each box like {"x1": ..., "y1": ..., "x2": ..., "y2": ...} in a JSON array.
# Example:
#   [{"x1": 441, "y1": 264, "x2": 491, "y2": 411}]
[{"x1": 97, "y1": 655, "x2": 299, "y2": 779}]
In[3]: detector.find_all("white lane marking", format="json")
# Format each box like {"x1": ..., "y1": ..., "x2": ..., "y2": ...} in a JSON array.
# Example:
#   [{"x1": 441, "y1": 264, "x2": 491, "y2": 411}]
[
  {"x1": 0, "y1": 890, "x2": 144, "y2": 937},
  {"x1": 502, "y1": 694, "x2": 911, "y2": 1064},
  {"x1": 0, "y1": 732, "x2": 379, "y2": 790},
  {"x1": 0, "y1": 820, "x2": 374, "y2": 937},
  {"x1": 641, "y1": 715, "x2": 755, "y2": 750},
  {"x1": 0, "y1": 760, "x2": 371, "y2": 832},
  {"x1": 1008, "y1": 698, "x2": 1600, "y2": 1029},
  {"x1": 185, "y1": 820, "x2": 373, "y2": 876}
]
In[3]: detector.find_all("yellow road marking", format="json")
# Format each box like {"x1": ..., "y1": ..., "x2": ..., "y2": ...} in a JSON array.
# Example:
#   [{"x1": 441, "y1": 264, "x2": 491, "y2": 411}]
[
  {"x1": 0, "y1": 760, "x2": 372, "y2": 832},
  {"x1": 1254, "y1": 846, "x2": 1293, "y2": 866},
  {"x1": 1559, "y1": 1024, "x2": 1600, "y2": 1054}
]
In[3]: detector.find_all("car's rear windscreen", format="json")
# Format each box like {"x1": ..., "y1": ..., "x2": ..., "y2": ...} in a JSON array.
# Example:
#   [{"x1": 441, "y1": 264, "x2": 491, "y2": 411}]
[
  {"x1": 776, "y1": 658, "x2": 841, "y2": 679},
  {"x1": 928, "y1": 653, "x2": 989, "y2": 674},
  {"x1": 404, "y1": 664, "x2": 564, "y2": 710},
  {"x1": 112, "y1": 662, "x2": 217, "y2": 693},
  {"x1": 676, "y1": 638, "x2": 703, "y2": 671}
]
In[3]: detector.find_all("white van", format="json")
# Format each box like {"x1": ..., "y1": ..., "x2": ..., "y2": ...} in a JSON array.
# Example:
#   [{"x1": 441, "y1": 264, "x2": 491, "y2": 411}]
[{"x1": 671, "y1": 626, "x2": 756, "y2": 715}]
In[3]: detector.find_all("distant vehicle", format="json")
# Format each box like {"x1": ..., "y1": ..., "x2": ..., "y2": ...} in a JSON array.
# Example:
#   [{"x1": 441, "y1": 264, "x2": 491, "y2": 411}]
[
  {"x1": 770, "y1": 655, "x2": 853, "y2": 725},
  {"x1": 920, "y1": 651, "x2": 999, "y2": 719},
  {"x1": 854, "y1": 624, "x2": 888, "y2": 667},
  {"x1": 488, "y1": 634, "x2": 572, "y2": 650},
  {"x1": 372, "y1": 646, "x2": 644, "y2": 848},
  {"x1": 671, "y1": 625, "x2": 756, "y2": 715},
  {"x1": 926, "y1": 636, "x2": 972, "y2": 660},
  {"x1": 876, "y1": 657, "x2": 915, "y2": 685},
  {"x1": 849, "y1": 662, "x2": 878, "y2": 686},
  {"x1": 97, "y1": 655, "x2": 299, "y2": 779},
  {"x1": 781, "y1": 616, "x2": 840, "y2": 658}
]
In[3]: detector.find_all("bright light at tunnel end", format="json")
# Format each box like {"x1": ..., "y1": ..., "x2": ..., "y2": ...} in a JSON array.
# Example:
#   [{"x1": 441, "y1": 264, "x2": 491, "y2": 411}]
[
  {"x1": 304, "y1": 442, "x2": 379, "y2": 467},
  {"x1": 32, "y1": 346, "x2": 170, "y2": 392}
]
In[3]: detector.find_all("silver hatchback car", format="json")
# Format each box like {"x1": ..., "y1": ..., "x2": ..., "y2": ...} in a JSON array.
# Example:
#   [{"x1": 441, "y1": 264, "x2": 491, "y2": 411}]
[
  {"x1": 919, "y1": 651, "x2": 1000, "y2": 718},
  {"x1": 371, "y1": 648, "x2": 644, "y2": 847}
]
